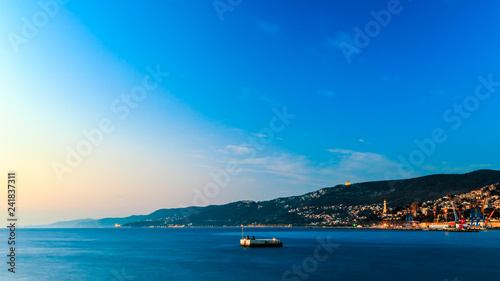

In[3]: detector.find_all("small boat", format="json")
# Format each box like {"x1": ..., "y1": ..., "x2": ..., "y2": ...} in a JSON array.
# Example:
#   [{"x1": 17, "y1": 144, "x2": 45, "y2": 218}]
[{"x1": 240, "y1": 235, "x2": 283, "y2": 247}]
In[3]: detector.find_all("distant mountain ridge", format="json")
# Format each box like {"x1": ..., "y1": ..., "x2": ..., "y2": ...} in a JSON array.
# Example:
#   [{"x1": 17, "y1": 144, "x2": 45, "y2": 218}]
[{"x1": 45, "y1": 169, "x2": 500, "y2": 227}]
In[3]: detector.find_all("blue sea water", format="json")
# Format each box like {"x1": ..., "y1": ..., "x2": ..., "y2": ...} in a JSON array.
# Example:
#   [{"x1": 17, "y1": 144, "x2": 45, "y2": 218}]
[{"x1": 0, "y1": 228, "x2": 499, "y2": 281}]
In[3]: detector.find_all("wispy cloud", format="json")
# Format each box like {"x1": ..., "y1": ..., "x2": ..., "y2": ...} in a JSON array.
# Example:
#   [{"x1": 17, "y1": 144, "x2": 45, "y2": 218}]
[
  {"x1": 217, "y1": 145, "x2": 403, "y2": 188},
  {"x1": 439, "y1": 163, "x2": 492, "y2": 174},
  {"x1": 233, "y1": 153, "x2": 315, "y2": 183},
  {"x1": 419, "y1": 88, "x2": 450, "y2": 103},
  {"x1": 327, "y1": 149, "x2": 354, "y2": 154},
  {"x1": 319, "y1": 89, "x2": 336, "y2": 97},
  {"x1": 257, "y1": 21, "x2": 280, "y2": 34},
  {"x1": 326, "y1": 32, "x2": 353, "y2": 49},
  {"x1": 224, "y1": 144, "x2": 252, "y2": 155},
  {"x1": 324, "y1": 149, "x2": 402, "y2": 182},
  {"x1": 469, "y1": 164, "x2": 492, "y2": 168},
  {"x1": 326, "y1": 32, "x2": 364, "y2": 63},
  {"x1": 252, "y1": 133, "x2": 268, "y2": 138}
]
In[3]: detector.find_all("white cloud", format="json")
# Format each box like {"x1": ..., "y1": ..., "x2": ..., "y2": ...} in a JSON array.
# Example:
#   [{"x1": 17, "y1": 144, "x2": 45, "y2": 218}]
[
  {"x1": 224, "y1": 144, "x2": 252, "y2": 155},
  {"x1": 469, "y1": 164, "x2": 492, "y2": 168},
  {"x1": 217, "y1": 145, "x2": 404, "y2": 188},
  {"x1": 319, "y1": 89, "x2": 336, "y2": 97},
  {"x1": 252, "y1": 133, "x2": 268, "y2": 138},
  {"x1": 324, "y1": 148, "x2": 402, "y2": 183},
  {"x1": 221, "y1": 153, "x2": 316, "y2": 184},
  {"x1": 327, "y1": 148, "x2": 355, "y2": 154}
]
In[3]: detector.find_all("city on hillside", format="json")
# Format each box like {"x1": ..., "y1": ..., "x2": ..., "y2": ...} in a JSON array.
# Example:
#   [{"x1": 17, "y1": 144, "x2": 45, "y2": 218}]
[{"x1": 295, "y1": 183, "x2": 500, "y2": 228}]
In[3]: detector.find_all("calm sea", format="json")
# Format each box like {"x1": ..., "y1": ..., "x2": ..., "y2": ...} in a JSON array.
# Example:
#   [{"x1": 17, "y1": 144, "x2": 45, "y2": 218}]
[{"x1": 0, "y1": 228, "x2": 499, "y2": 281}]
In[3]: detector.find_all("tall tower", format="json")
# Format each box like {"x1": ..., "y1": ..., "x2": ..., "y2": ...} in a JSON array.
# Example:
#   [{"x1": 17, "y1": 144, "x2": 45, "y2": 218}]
[{"x1": 383, "y1": 200, "x2": 387, "y2": 215}]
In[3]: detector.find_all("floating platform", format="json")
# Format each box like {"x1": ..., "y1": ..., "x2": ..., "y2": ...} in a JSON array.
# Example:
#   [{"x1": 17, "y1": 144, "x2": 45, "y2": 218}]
[{"x1": 240, "y1": 237, "x2": 283, "y2": 247}]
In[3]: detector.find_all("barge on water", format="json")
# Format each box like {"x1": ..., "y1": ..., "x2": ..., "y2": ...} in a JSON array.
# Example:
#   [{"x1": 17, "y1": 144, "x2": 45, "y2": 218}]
[{"x1": 240, "y1": 236, "x2": 283, "y2": 247}]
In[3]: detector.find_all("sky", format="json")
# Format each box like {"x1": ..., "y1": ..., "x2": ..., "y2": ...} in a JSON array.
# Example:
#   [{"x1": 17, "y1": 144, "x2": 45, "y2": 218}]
[{"x1": 1, "y1": 0, "x2": 500, "y2": 225}]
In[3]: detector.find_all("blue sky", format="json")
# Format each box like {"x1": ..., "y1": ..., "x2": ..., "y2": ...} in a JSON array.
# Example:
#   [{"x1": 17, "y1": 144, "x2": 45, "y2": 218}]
[{"x1": 1, "y1": 0, "x2": 500, "y2": 225}]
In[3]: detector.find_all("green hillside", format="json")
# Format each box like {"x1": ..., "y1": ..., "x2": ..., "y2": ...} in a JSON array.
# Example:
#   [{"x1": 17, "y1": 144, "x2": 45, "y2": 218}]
[{"x1": 47, "y1": 169, "x2": 500, "y2": 227}]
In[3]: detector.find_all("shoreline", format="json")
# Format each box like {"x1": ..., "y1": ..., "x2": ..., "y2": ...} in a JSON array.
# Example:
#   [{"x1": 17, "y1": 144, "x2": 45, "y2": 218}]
[
  {"x1": 304, "y1": 226, "x2": 482, "y2": 232},
  {"x1": 13, "y1": 225, "x2": 495, "y2": 232}
]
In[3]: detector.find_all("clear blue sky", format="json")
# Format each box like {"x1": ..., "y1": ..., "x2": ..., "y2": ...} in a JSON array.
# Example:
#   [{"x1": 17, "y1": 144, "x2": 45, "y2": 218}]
[{"x1": 1, "y1": 0, "x2": 500, "y2": 225}]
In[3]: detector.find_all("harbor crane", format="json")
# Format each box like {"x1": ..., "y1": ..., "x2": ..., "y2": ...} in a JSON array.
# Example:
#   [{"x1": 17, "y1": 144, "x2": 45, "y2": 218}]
[
  {"x1": 469, "y1": 199, "x2": 482, "y2": 219},
  {"x1": 447, "y1": 194, "x2": 462, "y2": 223},
  {"x1": 480, "y1": 198, "x2": 488, "y2": 214},
  {"x1": 405, "y1": 202, "x2": 419, "y2": 227},
  {"x1": 487, "y1": 206, "x2": 499, "y2": 220},
  {"x1": 469, "y1": 197, "x2": 492, "y2": 229}
]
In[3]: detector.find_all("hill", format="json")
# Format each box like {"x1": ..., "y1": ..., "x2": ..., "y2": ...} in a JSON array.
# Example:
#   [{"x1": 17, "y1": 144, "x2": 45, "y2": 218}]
[{"x1": 46, "y1": 169, "x2": 500, "y2": 227}]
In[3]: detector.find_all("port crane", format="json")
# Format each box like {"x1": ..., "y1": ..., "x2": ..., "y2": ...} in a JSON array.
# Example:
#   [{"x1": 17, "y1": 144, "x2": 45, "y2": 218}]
[
  {"x1": 469, "y1": 197, "x2": 492, "y2": 229},
  {"x1": 480, "y1": 198, "x2": 488, "y2": 214},
  {"x1": 469, "y1": 199, "x2": 482, "y2": 219},
  {"x1": 487, "y1": 206, "x2": 499, "y2": 220},
  {"x1": 447, "y1": 194, "x2": 463, "y2": 223},
  {"x1": 405, "y1": 202, "x2": 419, "y2": 227}
]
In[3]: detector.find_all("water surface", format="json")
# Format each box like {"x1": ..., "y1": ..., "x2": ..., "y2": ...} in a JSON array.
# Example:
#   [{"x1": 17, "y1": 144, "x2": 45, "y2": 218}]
[{"x1": 1, "y1": 228, "x2": 498, "y2": 280}]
